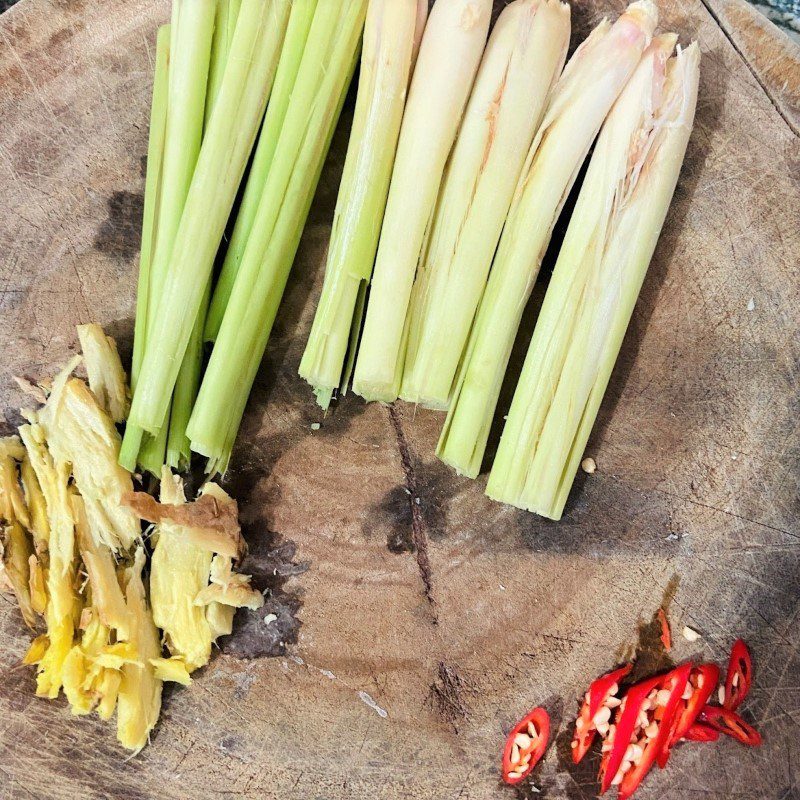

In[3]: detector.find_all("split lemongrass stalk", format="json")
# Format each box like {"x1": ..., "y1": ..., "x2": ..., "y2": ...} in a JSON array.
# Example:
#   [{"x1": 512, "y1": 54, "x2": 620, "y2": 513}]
[
  {"x1": 204, "y1": 0, "x2": 319, "y2": 342},
  {"x1": 352, "y1": 0, "x2": 492, "y2": 402},
  {"x1": 126, "y1": 0, "x2": 290, "y2": 442},
  {"x1": 488, "y1": 40, "x2": 700, "y2": 519},
  {"x1": 299, "y1": 0, "x2": 424, "y2": 408},
  {"x1": 437, "y1": 1, "x2": 658, "y2": 478},
  {"x1": 401, "y1": 0, "x2": 571, "y2": 409},
  {"x1": 121, "y1": 25, "x2": 170, "y2": 473},
  {"x1": 205, "y1": 0, "x2": 243, "y2": 124},
  {"x1": 188, "y1": 0, "x2": 366, "y2": 473}
]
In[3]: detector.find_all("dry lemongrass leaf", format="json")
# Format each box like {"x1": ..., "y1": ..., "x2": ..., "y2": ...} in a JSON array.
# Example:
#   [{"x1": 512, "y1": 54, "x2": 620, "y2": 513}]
[
  {"x1": 12, "y1": 375, "x2": 47, "y2": 405},
  {"x1": 122, "y1": 488, "x2": 242, "y2": 559},
  {"x1": 77, "y1": 324, "x2": 130, "y2": 424}
]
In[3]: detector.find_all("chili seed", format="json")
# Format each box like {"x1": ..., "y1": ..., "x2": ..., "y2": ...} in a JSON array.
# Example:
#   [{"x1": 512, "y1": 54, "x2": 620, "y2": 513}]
[
  {"x1": 511, "y1": 744, "x2": 520, "y2": 764},
  {"x1": 696, "y1": 674, "x2": 705, "y2": 688},
  {"x1": 527, "y1": 721, "x2": 537, "y2": 738},
  {"x1": 682, "y1": 683, "x2": 693, "y2": 700},
  {"x1": 611, "y1": 771, "x2": 625, "y2": 786},
  {"x1": 682, "y1": 625, "x2": 701, "y2": 642},
  {"x1": 581, "y1": 457, "x2": 597, "y2": 474},
  {"x1": 718, "y1": 686, "x2": 725, "y2": 704},
  {"x1": 645, "y1": 722, "x2": 659, "y2": 739},
  {"x1": 571, "y1": 741, "x2": 578, "y2": 749},
  {"x1": 575, "y1": 717, "x2": 586, "y2": 731},
  {"x1": 606, "y1": 696, "x2": 622, "y2": 708},
  {"x1": 593, "y1": 706, "x2": 612, "y2": 725},
  {"x1": 732, "y1": 672, "x2": 739, "y2": 687},
  {"x1": 656, "y1": 689, "x2": 672, "y2": 706},
  {"x1": 514, "y1": 733, "x2": 532, "y2": 750},
  {"x1": 596, "y1": 721, "x2": 610, "y2": 736}
]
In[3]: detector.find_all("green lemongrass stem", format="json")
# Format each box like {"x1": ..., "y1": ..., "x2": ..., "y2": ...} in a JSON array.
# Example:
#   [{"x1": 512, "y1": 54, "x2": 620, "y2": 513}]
[
  {"x1": 401, "y1": 0, "x2": 571, "y2": 409},
  {"x1": 488, "y1": 41, "x2": 700, "y2": 519},
  {"x1": 205, "y1": 0, "x2": 242, "y2": 124},
  {"x1": 120, "y1": 25, "x2": 170, "y2": 473},
  {"x1": 436, "y1": 0, "x2": 657, "y2": 478},
  {"x1": 207, "y1": 86, "x2": 349, "y2": 476},
  {"x1": 352, "y1": 0, "x2": 492, "y2": 402},
  {"x1": 298, "y1": 0, "x2": 421, "y2": 407},
  {"x1": 188, "y1": 1, "x2": 366, "y2": 469},
  {"x1": 122, "y1": 3, "x2": 215, "y2": 472},
  {"x1": 130, "y1": 24, "x2": 170, "y2": 394},
  {"x1": 204, "y1": 0, "x2": 319, "y2": 342},
  {"x1": 127, "y1": 0, "x2": 290, "y2": 438}
]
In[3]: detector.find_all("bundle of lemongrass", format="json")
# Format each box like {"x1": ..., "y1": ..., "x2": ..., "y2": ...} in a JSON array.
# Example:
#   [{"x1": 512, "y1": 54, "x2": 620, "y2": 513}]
[
  {"x1": 298, "y1": 0, "x2": 699, "y2": 519},
  {"x1": 2, "y1": 326, "x2": 261, "y2": 751}
]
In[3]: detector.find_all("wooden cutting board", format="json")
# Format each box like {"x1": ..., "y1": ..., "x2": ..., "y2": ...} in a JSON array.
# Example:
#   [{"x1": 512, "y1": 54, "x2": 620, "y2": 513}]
[{"x1": 1, "y1": 1, "x2": 798, "y2": 798}]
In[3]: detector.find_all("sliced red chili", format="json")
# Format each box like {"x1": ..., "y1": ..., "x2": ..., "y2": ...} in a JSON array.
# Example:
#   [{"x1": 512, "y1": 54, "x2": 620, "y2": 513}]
[
  {"x1": 501, "y1": 706, "x2": 550, "y2": 785},
  {"x1": 616, "y1": 663, "x2": 691, "y2": 800},
  {"x1": 659, "y1": 663, "x2": 720, "y2": 767},
  {"x1": 699, "y1": 705, "x2": 762, "y2": 747},
  {"x1": 599, "y1": 666, "x2": 688, "y2": 794},
  {"x1": 724, "y1": 639, "x2": 752, "y2": 711},
  {"x1": 572, "y1": 664, "x2": 632, "y2": 764},
  {"x1": 657, "y1": 608, "x2": 671, "y2": 651},
  {"x1": 684, "y1": 721, "x2": 719, "y2": 742}
]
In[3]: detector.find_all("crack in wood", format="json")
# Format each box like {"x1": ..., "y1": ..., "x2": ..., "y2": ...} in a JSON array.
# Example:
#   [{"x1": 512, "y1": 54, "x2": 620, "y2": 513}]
[
  {"x1": 699, "y1": 0, "x2": 800, "y2": 138},
  {"x1": 387, "y1": 403, "x2": 437, "y2": 616}
]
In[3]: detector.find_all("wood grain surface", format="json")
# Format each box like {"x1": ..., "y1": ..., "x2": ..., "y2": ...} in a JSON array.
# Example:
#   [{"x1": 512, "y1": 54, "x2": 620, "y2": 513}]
[{"x1": 1, "y1": 1, "x2": 799, "y2": 798}]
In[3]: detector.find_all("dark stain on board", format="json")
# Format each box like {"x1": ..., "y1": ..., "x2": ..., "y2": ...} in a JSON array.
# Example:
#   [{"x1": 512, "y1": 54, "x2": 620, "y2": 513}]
[
  {"x1": 221, "y1": 529, "x2": 309, "y2": 660},
  {"x1": 94, "y1": 190, "x2": 143, "y2": 264}
]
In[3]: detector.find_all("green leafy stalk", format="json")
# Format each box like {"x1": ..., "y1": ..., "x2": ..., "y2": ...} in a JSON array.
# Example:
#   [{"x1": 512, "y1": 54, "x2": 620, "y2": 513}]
[
  {"x1": 437, "y1": 0, "x2": 657, "y2": 478},
  {"x1": 188, "y1": 0, "x2": 366, "y2": 472},
  {"x1": 119, "y1": 25, "x2": 171, "y2": 472},
  {"x1": 205, "y1": 0, "x2": 242, "y2": 125},
  {"x1": 204, "y1": 0, "x2": 319, "y2": 343},
  {"x1": 487, "y1": 39, "x2": 699, "y2": 519},
  {"x1": 299, "y1": 0, "x2": 422, "y2": 408},
  {"x1": 126, "y1": 0, "x2": 290, "y2": 439}
]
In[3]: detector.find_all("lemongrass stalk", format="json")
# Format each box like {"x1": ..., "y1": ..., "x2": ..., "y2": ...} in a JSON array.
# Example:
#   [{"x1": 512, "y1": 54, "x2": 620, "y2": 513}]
[
  {"x1": 188, "y1": 2, "x2": 366, "y2": 469},
  {"x1": 204, "y1": 0, "x2": 319, "y2": 342},
  {"x1": 127, "y1": 0, "x2": 290, "y2": 438},
  {"x1": 299, "y1": 0, "x2": 421, "y2": 408},
  {"x1": 352, "y1": 0, "x2": 492, "y2": 402},
  {"x1": 401, "y1": 0, "x2": 571, "y2": 409},
  {"x1": 120, "y1": 26, "x2": 170, "y2": 472},
  {"x1": 488, "y1": 41, "x2": 700, "y2": 519},
  {"x1": 205, "y1": 0, "x2": 242, "y2": 124},
  {"x1": 122, "y1": 3, "x2": 215, "y2": 472},
  {"x1": 436, "y1": 1, "x2": 657, "y2": 478}
]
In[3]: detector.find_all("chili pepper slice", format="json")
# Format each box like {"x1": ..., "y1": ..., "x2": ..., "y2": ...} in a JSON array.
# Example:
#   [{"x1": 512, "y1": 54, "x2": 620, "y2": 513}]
[
  {"x1": 658, "y1": 663, "x2": 720, "y2": 767},
  {"x1": 699, "y1": 705, "x2": 762, "y2": 747},
  {"x1": 572, "y1": 664, "x2": 632, "y2": 764},
  {"x1": 616, "y1": 663, "x2": 691, "y2": 800},
  {"x1": 501, "y1": 707, "x2": 550, "y2": 785},
  {"x1": 684, "y1": 721, "x2": 720, "y2": 742},
  {"x1": 657, "y1": 608, "x2": 671, "y2": 651},
  {"x1": 599, "y1": 670, "x2": 664, "y2": 794},
  {"x1": 723, "y1": 639, "x2": 752, "y2": 711}
]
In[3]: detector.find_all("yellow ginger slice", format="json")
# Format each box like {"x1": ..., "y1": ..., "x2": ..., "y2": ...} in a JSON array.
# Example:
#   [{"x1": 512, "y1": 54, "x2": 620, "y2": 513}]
[
  {"x1": 150, "y1": 656, "x2": 192, "y2": 686},
  {"x1": 194, "y1": 554, "x2": 263, "y2": 611},
  {"x1": 77, "y1": 324, "x2": 130, "y2": 423},
  {"x1": 28, "y1": 555, "x2": 47, "y2": 615},
  {"x1": 23, "y1": 634, "x2": 49, "y2": 665},
  {"x1": 21, "y1": 456, "x2": 49, "y2": 557},
  {"x1": 19, "y1": 423, "x2": 77, "y2": 697},
  {"x1": 0, "y1": 437, "x2": 30, "y2": 526},
  {"x1": 37, "y1": 367, "x2": 139, "y2": 555},
  {"x1": 72, "y1": 495, "x2": 130, "y2": 639},
  {"x1": 148, "y1": 470, "x2": 214, "y2": 672},
  {"x1": 1, "y1": 522, "x2": 36, "y2": 628},
  {"x1": 117, "y1": 547, "x2": 162, "y2": 752}
]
